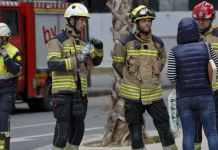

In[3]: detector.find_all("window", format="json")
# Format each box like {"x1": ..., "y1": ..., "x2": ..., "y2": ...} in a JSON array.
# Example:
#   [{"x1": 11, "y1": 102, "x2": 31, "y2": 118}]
[{"x1": 1, "y1": 10, "x2": 19, "y2": 36}]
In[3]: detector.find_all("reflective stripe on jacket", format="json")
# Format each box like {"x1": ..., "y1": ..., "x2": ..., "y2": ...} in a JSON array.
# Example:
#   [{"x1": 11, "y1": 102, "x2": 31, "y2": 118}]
[
  {"x1": 47, "y1": 25, "x2": 103, "y2": 96},
  {"x1": 0, "y1": 43, "x2": 22, "y2": 94},
  {"x1": 113, "y1": 29, "x2": 166, "y2": 105}
]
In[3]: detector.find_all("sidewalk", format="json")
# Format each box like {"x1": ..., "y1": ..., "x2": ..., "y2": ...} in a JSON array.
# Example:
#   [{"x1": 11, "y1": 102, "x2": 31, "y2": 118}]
[
  {"x1": 34, "y1": 87, "x2": 210, "y2": 150},
  {"x1": 34, "y1": 128, "x2": 209, "y2": 150}
]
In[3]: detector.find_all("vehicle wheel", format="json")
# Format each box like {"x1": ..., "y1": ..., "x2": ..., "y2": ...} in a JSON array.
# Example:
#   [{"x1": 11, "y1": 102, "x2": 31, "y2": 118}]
[
  {"x1": 27, "y1": 99, "x2": 40, "y2": 112},
  {"x1": 38, "y1": 78, "x2": 53, "y2": 111}
]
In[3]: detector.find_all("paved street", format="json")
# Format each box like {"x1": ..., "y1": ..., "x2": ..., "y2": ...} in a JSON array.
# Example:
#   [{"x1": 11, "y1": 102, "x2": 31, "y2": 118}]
[{"x1": 10, "y1": 88, "x2": 175, "y2": 150}]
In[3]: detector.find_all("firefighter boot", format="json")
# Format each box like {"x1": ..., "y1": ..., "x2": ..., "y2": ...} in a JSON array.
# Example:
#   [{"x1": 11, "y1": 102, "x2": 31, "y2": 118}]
[
  {"x1": 52, "y1": 146, "x2": 65, "y2": 150},
  {"x1": 163, "y1": 143, "x2": 178, "y2": 150},
  {"x1": 66, "y1": 142, "x2": 78, "y2": 150},
  {"x1": 0, "y1": 134, "x2": 6, "y2": 150},
  {"x1": 132, "y1": 147, "x2": 146, "y2": 150},
  {"x1": 194, "y1": 143, "x2": 201, "y2": 150},
  {"x1": 4, "y1": 138, "x2": 10, "y2": 150}
]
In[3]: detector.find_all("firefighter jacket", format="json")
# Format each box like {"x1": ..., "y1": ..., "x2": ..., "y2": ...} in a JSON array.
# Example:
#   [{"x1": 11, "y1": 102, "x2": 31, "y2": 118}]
[
  {"x1": 200, "y1": 26, "x2": 218, "y2": 91},
  {"x1": 47, "y1": 25, "x2": 103, "y2": 96},
  {"x1": 112, "y1": 29, "x2": 166, "y2": 105},
  {"x1": 0, "y1": 43, "x2": 22, "y2": 95}
]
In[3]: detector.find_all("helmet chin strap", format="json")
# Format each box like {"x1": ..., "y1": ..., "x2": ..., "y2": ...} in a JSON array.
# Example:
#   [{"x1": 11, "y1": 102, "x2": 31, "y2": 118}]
[
  {"x1": 0, "y1": 37, "x2": 8, "y2": 47},
  {"x1": 68, "y1": 17, "x2": 81, "y2": 34}
]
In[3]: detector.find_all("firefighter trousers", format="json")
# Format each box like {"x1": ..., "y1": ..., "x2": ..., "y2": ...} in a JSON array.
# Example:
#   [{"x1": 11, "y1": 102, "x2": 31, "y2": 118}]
[
  {"x1": 194, "y1": 92, "x2": 218, "y2": 145},
  {"x1": 52, "y1": 94, "x2": 88, "y2": 149},
  {"x1": 125, "y1": 100, "x2": 175, "y2": 149},
  {"x1": 0, "y1": 92, "x2": 15, "y2": 150}
]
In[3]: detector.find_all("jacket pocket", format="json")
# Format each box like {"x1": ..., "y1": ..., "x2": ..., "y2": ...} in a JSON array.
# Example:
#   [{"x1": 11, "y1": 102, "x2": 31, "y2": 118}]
[
  {"x1": 152, "y1": 57, "x2": 161, "y2": 75},
  {"x1": 52, "y1": 95, "x2": 67, "y2": 119},
  {"x1": 126, "y1": 55, "x2": 138, "y2": 77}
]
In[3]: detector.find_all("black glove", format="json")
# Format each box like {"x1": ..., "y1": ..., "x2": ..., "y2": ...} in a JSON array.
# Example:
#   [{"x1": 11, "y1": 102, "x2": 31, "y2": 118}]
[
  {"x1": 72, "y1": 90, "x2": 84, "y2": 120},
  {"x1": 90, "y1": 38, "x2": 103, "y2": 49}
]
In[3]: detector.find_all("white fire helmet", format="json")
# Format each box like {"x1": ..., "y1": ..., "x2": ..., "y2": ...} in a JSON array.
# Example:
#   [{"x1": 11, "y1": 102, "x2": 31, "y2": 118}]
[
  {"x1": 64, "y1": 3, "x2": 90, "y2": 19},
  {"x1": 0, "y1": 23, "x2": 11, "y2": 38}
]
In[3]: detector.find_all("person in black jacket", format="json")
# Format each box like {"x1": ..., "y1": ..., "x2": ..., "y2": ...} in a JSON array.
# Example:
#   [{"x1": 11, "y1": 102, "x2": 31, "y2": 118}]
[
  {"x1": 0, "y1": 23, "x2": 22, "y2": 150},
  {"x1": 167, "y1": 17, "x2": 218, "y2": 150}
]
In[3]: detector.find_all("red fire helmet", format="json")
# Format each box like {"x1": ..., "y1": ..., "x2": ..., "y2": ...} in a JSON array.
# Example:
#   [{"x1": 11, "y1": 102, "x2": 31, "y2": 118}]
[{"x1": 192, "y1": 1, "x2": 216, "y2": 19}]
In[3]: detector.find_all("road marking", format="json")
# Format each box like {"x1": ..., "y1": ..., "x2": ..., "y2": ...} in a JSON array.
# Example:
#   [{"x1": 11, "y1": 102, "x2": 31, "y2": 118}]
[
  {"x1": 85, "y1": 127, "x2": 104, "y2": 131},
  {"x1": 11, "y1": 122, "x2": 55, "y2": 129},
  {"x1": 11, "y1": 127, "x2": 104, "y2": 143}
]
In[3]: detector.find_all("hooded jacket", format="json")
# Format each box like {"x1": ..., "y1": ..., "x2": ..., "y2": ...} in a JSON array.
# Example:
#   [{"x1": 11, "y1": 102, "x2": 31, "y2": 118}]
[{"x1": 167, "y1": 17, "x2": 218, "y2": 98}]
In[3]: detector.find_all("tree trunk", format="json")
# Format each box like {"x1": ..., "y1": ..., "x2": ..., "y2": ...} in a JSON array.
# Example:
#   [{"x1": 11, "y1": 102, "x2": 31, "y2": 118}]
[{"x1": 101, "y1": 0, "x2": 148, "y2": 146}]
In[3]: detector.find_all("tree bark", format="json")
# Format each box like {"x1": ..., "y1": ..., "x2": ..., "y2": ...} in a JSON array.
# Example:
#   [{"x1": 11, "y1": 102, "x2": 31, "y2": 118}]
[{"x1": 100, "y1": 0, "x2": 148, "y2": 146}]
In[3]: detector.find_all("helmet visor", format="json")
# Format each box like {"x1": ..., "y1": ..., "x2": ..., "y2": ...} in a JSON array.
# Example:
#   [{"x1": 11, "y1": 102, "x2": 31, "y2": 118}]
[{"x1": 133, "y1": 7, "x2": 155, "y2": 22}]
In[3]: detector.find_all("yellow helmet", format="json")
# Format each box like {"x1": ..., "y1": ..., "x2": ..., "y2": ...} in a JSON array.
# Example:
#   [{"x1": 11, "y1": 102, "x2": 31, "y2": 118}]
[
  {"x1": 64, "y1": 3, "x2": 89, "y2": 19},
  {"x1": 127, "y1": 5, "x2": 156, "y2": 22}
]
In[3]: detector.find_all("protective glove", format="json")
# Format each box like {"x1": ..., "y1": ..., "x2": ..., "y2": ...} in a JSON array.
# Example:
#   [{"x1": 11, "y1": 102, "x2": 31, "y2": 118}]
[
  {"x1": 89, "y1": 49, "x2": 96, "y2": 59},
  {"x1": 0, "y1": 49, "x2": 8, "y2": 58},
  {"x1": 90, "y1": 39, "x2": 103, "y2": 49},
  {"x1": 72, "y1": 90, "x2": 84, "y2": 120}
]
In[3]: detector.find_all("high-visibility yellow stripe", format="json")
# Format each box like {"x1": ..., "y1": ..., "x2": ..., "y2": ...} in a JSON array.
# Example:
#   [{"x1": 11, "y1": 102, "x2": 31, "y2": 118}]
[
  {"x1": 47, "y1": 53, "x2": 61, "y2": 59},
  {"x1": 113, "y1": 56, "x2": 125, "y2": 62},
  {"x1": 53, "y1": 82, "x2": 75, "y2": 85},
  {"x1": 121, "y1": 83, "x2": 140, "y2": 90},
  {"x1": 121, "y1": 86, "x2": 140, "y2": 93},
  {"x1": 53, "y1": 85, "x2": 76, "y2": 89},
  {"x1": 121, "y1": 90, "x2": 140, "y2": 99},
  {"x1": 141, "y1": 96, "x2": 163, "y2": 101},
  {"x1": 127, "y1": 49, "x2": 158, "y2": 56},
  {"x1": 64, "y1": 58, "x2": 71, "y2": 70},
  {"x1": 81, "y1": 81, "x2": 87, "y2": 85},
  {"x1": 211, "y1": 43, "x2": 218, "y2": 46},
  {"x1": 211, "y1": 43, "x2": 218, "y2": 49},
  {"x1": 212, "y1": 79, "x2": 218, "y2": 89},
  {"x1": 65, "y1": 59, "x2": 69, "y2": 70},
  {"x1": 68, "y1": 58, "x2": 71, "y2": 70},
  {"x1": 63, "y1": 46, "x2": 83, "y2": 52},
  {"x1": 53, "y1": 76, "x2": 74, "y2": 79},
  {"x1": 81, "y1": 78, "x2": 87, "y2": 91},
  {"x1": 141, "y1": 92, "x2": 162, "y2": 100},
  {"x1": 94, "y1": 49, "x2": 104, "y2": 57}
]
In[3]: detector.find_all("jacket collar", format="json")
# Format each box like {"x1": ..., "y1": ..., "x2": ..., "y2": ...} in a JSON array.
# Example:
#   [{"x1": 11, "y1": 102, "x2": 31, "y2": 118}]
[
  {"x1": 135, "y1": 28, "x2": 152, "y2": 43},
  {"x1": 200, "y1": 26, "x2": 213, "y2": 36},
  {"x1": 64, "y1": 24, "x2": 79, "y2": 38}
]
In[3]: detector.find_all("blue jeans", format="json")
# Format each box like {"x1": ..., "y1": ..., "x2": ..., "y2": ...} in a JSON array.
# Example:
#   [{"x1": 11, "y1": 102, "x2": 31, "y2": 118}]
[{"x1": 178, "y1": 95, "x2": 218, "y2": 150}]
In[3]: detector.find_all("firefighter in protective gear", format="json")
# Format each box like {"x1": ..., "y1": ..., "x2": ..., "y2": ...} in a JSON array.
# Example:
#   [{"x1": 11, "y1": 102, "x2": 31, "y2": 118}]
[
  {"x1": 0, "y1": 22, "x2": 22, "y2": 150},
  {"x1": 192, "y1": 1, "x2": 218, "y2": 150},
  {"x1": 113, "y1": 5, "x2": 177, "y2": 150},
  {"x1": 47, "y1": 3, "x2": 103, "y2": 150}
]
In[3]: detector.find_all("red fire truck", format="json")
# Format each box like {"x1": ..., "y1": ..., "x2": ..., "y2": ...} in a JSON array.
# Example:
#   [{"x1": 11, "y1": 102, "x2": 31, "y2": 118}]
[{"x1": 0, "y1": 1, "x2": 87, "y2": 111}]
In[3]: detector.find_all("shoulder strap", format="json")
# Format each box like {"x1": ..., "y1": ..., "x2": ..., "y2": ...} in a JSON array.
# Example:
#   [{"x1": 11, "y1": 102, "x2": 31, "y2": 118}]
[
  {"x1": 152, "y1": 35, "x2": 160, "y2": 55},
  {"x1": 205, "y1": 43, "x2": 211, "y2": 59}
]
